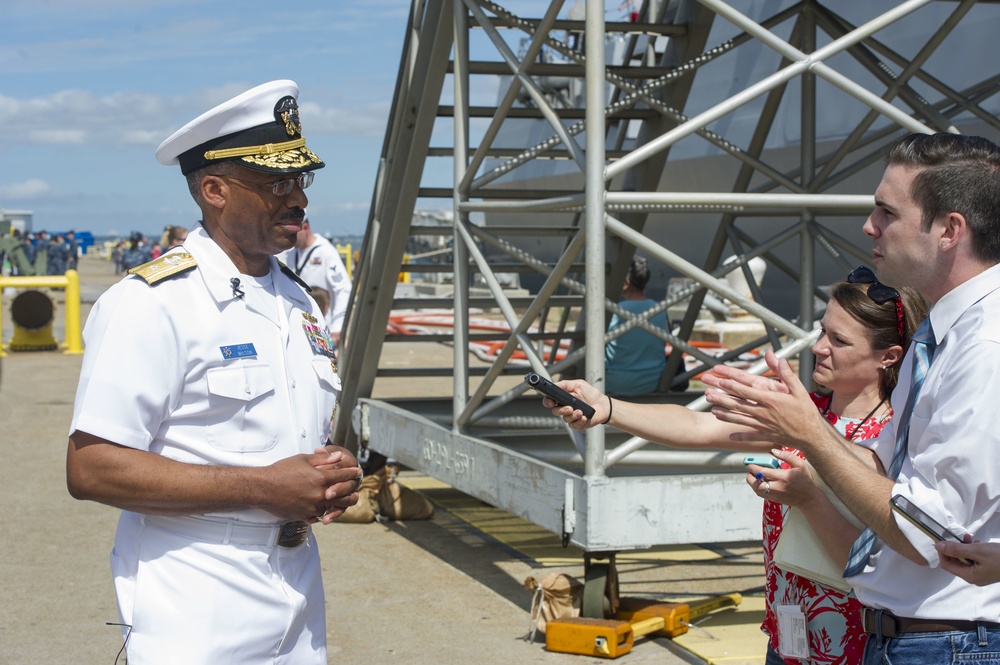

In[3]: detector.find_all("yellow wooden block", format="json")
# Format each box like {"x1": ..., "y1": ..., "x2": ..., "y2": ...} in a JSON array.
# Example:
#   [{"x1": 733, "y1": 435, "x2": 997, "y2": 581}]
[
  {"x1": 616, "y1": 597, "x2": 691, "y2": 638},
  {"x1": 545, "y1": 617, "x2": 635, "y2": 659}
]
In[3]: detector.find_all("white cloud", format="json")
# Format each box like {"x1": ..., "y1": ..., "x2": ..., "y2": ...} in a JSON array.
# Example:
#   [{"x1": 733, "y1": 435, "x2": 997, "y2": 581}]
[
  {"x1": 0, "y1": 179, "x2": 52, "y2": 200},
  {"x1": 299, "y1": 101, "x2": 390, "y2": 139},
  {"x1": 0, "y1": 89, "x2": 172, "y2": 149},
  {"x1": 9, "y1": 0, "x2": 196, "y2": 9},
  {"x1": 28, "y1": 129, "x2": 87, "y2": 144},
  {"x1": 332, "y1": 201, "x2": 372, "y2": 213},
  {"x1": 121, "y1": 129, "x2": 166, "y2": 145},
  {"x1": 0, "y1": 87, "x2": 393, "y2": 150}
]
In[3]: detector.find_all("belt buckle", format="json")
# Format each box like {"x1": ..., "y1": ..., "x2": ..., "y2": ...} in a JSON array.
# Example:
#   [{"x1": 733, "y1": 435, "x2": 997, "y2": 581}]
[
  {"x1": 277, "y1": 521, "x2": 309, "y2": 547},
  {"x1": 862, "y1": 607, "x2": 898, "y2": 638}
]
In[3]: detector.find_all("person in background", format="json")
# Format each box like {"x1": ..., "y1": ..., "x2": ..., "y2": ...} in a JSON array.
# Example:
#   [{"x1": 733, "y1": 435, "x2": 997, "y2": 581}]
[
  {"x1": 65, "y1": 79, "x2": 361, "y2": 664},
  {"x1": 112, "y1": 240, "x2": 126, "y2": 275},
  {"x1": 704, "y1": 133, "x2": 1000, "y2": 665},
  {"x1": 47, "y1": 234, "x2": 68, "y2": 275},
  {"x1": 66, "y1": 230, "x2": 79, "y2": 271},
  {"x1": 23, "y1": 232, "x2": 36, "y2": 267},
  {"x1": 161, "y1": 225, "x2": 189, "y2": 250},
  {"x1": 309, "y1": 286, "x2": 331, "y2": 318},
  {"x1": 279, "y1": 217, "x2": 351, "y2": 346},
  {"x1": 0, "y1": 229, "x2": 10, "y2": 275},
  {"x1": 121, "y1": 232, "x2": 151, "y2": 272},
  {"x1": 547, "y1": 274, "x2": 925, "y2": 664},
  {"x1": 0, "y1": 227, "x2": 25, "y2": 275},
  {"x1": 605, "y1": 256, "x2": 676, "y2": 396},
  {"x1": 31, "y1": 230, "x2": 48, "y2": 274}
]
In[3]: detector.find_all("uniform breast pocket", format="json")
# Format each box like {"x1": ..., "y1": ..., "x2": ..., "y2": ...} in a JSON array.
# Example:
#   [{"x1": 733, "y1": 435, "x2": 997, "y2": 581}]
[
  {"x1": 304, "y1": 358, "x2": 340, "y2": 430},
  {"x1": 205, "y1": 364, "x2": 279, "y2": 452},
  {"x1": 312, "y1": 358, "x2": 341, "y2": 394}
]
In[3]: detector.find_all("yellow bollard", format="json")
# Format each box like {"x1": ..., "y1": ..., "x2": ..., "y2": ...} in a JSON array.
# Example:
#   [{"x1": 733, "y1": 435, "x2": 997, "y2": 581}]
[
  {"x1": 0, "y1": 271, "x2": 84, "y2": 356},
  {"x1": 398, "y1": 254, "x2": 410, "y2": 283},
  {"x1": 63, "y1": 270, "x2": 83, "y2": 354},
  {"x1": 335, "y1": 243, "x2": 353, "y2": 281}
]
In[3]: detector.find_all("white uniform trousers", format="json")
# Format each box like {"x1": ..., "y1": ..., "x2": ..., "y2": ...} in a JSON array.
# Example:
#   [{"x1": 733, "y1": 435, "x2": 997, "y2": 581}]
[{"x1": 110, "y1": 511, "x2": 327, "y2": 664}]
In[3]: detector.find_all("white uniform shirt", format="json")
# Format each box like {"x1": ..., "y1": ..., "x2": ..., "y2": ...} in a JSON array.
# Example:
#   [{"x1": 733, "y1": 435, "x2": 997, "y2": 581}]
[
  {"x1": 70, "y1": 222, "x2": 340, "y2": 524},
  {"x1": 282, "y1": 234, "x2": 351, "y2": 335},
  {"x1": 853, "y1": 262, "x2": 1000, "y2": 620}
]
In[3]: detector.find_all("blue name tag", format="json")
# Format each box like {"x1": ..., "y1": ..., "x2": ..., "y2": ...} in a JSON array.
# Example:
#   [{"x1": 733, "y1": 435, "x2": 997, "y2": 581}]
[{"x1": 220, "y1": 343, "x2": 257, "y2": 359}]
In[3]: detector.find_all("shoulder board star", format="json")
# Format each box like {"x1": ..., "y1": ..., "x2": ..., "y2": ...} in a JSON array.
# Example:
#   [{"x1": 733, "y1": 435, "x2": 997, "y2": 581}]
[{"x1": 128, "y1": 252, "x2": 197, "y2": 285}]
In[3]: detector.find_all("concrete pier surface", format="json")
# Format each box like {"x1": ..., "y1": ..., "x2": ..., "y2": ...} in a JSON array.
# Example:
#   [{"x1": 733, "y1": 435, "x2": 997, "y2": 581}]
[{"x1": 0, "y1": 255, "x2": 767, "y2": 664}]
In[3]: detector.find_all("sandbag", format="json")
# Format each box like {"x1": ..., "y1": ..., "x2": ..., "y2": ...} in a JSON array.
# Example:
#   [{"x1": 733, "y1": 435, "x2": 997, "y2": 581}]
[
  {"x1": 337, "y1": 464, "x2": 434, "y2": 523},
  {"x1": 377, "y1": 465, "x2": 434, "y2": 521},
  {"x1": 336, "y1": 472, "x2": 384, "y2": 523},
  {"x1": 524, "y1": 572, "x2": 583, "y2": 641}
]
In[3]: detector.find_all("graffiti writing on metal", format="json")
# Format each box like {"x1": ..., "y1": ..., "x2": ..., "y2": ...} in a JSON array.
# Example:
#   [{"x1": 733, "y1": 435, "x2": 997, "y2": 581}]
[{"x1": 421, "y1": 435, "x2": 474, "y2": 476}]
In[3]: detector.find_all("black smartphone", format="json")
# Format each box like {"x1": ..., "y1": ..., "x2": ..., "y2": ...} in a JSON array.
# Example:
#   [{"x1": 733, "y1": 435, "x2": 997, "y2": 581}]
[
  {"x1": 524, "y1": 372, "x2": 596, "y2": 420},
  {"x1": 889, "y1": 495, "x2": 971, "y2": 563}
]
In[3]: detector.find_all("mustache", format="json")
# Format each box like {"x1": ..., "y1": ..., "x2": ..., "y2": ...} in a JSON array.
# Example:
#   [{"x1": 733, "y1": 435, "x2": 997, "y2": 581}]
[{"x1": 280, "y1": 209, "x2": 306, "y2": 222}]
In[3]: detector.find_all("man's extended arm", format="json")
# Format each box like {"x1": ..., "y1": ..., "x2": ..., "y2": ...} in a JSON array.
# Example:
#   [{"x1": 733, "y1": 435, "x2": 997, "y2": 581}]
[{"x1": 703, "y1": 350, "x2": 927, "y2": 565}]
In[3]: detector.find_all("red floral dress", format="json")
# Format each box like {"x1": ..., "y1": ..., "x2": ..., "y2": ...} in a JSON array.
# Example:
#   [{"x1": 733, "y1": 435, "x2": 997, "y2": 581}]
[{"x1": 760, "y1": 393, "x2": 891, "y2": 664}]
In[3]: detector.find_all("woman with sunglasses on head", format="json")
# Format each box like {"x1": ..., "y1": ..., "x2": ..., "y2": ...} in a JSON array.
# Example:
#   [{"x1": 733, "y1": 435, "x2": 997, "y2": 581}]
[{"x1": 542, "y1": 268, "x2": 927, "y2": 665}]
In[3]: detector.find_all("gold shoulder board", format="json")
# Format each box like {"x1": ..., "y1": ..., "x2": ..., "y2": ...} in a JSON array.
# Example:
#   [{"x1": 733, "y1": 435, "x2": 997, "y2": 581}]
[{"x1": 128, "y1": 252, "x2": 197, "y2": 285}]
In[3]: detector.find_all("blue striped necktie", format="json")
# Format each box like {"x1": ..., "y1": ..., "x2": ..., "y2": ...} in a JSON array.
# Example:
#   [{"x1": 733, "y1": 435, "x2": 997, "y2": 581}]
[{"x1": 842, "y1": 317, "x2": 935, "y2": 577}]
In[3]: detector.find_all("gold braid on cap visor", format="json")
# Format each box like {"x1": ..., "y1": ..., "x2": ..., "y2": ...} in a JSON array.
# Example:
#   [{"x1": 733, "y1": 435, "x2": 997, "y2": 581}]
[
  {"x1": 203, "y1": 137, "x2": 306, "y2": 161},
  {"x1": 203, "y1": 138, "x2": 323, "y2": 171}
]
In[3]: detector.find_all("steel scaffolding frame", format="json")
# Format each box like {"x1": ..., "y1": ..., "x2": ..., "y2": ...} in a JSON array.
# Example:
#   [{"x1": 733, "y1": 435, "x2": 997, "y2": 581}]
[{"x1": 334, "y1": 0, "x2": 1000, "y2": 560}]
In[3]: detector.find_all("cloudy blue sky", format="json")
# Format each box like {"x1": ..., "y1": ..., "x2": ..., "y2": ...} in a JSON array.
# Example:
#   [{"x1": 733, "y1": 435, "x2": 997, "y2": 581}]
[
  {"x1": 0, "y1": 1, "x2": 426, "y2": 238},
  {"x1": 6, "y1": 1, "x2": 995, "y2": 241},
  {"x1": 1, "y1": 0, "x2": 631, "y2": 239}
]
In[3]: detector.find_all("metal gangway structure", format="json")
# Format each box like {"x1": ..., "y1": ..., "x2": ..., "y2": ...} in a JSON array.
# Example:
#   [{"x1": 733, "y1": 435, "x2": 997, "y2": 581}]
[{"x1": 332, "y1": 0, "x2": 1000, "y2": 605}]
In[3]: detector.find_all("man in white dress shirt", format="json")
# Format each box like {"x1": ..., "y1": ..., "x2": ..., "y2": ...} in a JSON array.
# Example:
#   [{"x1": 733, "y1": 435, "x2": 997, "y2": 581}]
[
  {"x1": 703, "y1": 132, "x2": 1000, "y2": 664},
  {"x1": 66, "y1": 80, "x2": 362, "y2": 664}
]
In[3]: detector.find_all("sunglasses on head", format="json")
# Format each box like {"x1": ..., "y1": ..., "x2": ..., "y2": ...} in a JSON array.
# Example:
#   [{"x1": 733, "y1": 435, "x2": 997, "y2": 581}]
[{"x1": 847, "y1": 266, "x2": 905, "y2": 341}]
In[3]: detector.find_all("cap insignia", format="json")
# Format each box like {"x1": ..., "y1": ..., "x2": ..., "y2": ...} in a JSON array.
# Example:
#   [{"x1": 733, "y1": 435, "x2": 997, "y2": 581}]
[{"x1": 275, "y1": 96, "x2": 301, "y2": 137}]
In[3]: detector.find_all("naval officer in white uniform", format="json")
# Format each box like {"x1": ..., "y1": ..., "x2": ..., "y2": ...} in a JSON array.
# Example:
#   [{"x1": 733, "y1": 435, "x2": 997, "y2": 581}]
[{"x1": 66, "y1": 80, "x2": 362, "y2": 664}]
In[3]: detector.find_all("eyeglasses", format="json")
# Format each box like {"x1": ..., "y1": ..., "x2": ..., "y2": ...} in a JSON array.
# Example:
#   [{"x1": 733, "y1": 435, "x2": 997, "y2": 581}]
[
  {"x1": 225, "y1": 171, "x2": 314, "y2": 197},
  {"x1": 847, "y1": 265, "x2": 905, "y2": 340}
]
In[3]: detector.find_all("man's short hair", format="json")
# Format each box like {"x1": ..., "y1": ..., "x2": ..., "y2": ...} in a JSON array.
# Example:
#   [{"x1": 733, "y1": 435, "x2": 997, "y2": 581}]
[
  {"x1": 886, "y1": 133, "x2": 1000, "y2": 263},
  {"x1": 627, "y1": 256, "x2": 651, "y2": 292},
  {"x1": 185, "y1": 161, "x2": 243, "y2": 204}
]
